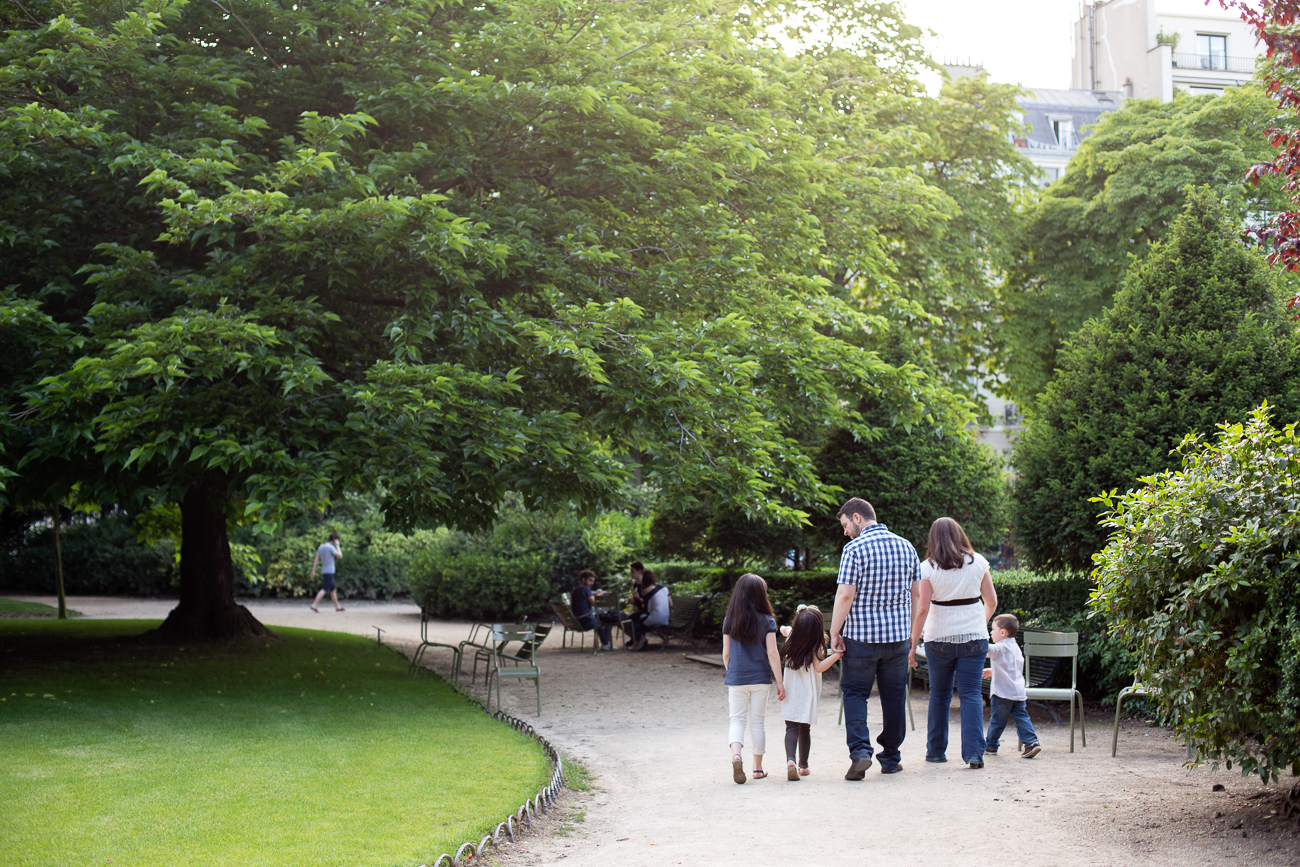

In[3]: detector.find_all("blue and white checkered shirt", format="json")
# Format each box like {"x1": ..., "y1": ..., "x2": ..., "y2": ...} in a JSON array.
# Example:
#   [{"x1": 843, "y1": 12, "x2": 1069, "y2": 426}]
[{"x1": 837, "y1": 523, "x2": 920, "y2": 643}]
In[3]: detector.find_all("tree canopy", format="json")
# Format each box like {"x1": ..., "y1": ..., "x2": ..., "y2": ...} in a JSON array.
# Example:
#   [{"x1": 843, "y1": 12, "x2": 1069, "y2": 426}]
[
  {"x1": 0, "y1": 0, "x2": 993, "y2": 637},
  {"x1": 996, "y1": 86, "x2": 1286, "y2": 405},
  {"x1": 1012, "y1": 189, "x2": 1300, "y2": 569}
]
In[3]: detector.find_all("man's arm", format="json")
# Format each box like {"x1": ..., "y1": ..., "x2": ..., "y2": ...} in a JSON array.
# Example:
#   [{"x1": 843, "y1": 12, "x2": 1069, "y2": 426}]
[
  {"x1": 310, "y1": 553, "x2": 320, "y2": 580},
  {"x1": 908, "y1": 579, "x2": 928, "y2": 668},
  {"x1": 332, "y1": 541, "x2": 343, "y2": 559},
  {"x1": 830, "y1": 584, "x2": 855, "y2": 653}
]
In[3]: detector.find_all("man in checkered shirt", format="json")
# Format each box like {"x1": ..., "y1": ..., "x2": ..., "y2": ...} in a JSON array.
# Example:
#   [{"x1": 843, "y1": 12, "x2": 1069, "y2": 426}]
[{"x1": 829, "y1": 497, "x2": 920, "y2": 778}]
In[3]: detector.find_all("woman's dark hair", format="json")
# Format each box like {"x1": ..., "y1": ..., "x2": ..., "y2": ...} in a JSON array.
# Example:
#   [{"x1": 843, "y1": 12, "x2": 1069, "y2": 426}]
[
  {"x1": 780, "y1": 606, "x2": 827, "y2": 671},
  {"x1": 723, "y1": 573, "x2": 775, "y2": 643},
  {"x1": 640, "y1": 569, "x2": 656, "y2": 587},
  {"x1": 926, "y1": 517, "x2": 975, "y2": 571}
]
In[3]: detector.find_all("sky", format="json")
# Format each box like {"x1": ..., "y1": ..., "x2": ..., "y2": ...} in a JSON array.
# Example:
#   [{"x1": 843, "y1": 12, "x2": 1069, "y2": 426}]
[{"x1": 903, "y1": 0, "x2": 1234, "y2": 92}]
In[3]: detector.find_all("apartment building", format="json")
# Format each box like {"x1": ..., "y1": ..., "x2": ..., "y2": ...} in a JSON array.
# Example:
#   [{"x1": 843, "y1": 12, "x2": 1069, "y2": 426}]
[
  {"x1": 1013, "y1": 87, "x2": 1124, "y2": 185},
  {"x1": 1072, "y1": 0, "x2": 1259, "y2": 101}
]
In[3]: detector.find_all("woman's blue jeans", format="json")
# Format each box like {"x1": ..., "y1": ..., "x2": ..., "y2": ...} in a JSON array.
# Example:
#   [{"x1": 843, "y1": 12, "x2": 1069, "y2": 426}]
[{"x1": 924, "y1": 639, "x2": 988, "y2": 764}]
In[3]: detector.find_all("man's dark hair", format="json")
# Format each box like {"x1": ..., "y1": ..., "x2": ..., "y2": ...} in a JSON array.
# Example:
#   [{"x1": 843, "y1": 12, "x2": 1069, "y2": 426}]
[
  {"x1": 630, "y1": 560, "x2": 645, "y2": 572},
  {"x1": 992, "y1": 613, "x2": 1019, "y2": 637},
  {"x1": 836, "y1": 498, "x2": 876, "y2": 523},
  {"x1": 328, "y1": 532, "x2": 340, "y2": 543},
  {"x1": 578, "y1": 569, "x2": 596, "y2": 582}
]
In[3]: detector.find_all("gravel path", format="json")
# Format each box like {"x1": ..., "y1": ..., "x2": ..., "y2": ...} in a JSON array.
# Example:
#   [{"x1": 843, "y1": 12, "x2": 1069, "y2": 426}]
[{"x1": 12, "y1": 595, "x2": 1299, "y2": 865}]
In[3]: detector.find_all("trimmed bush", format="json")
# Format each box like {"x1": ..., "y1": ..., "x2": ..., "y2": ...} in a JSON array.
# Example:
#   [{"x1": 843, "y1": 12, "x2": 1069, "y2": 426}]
[
  {"x1": 0, "y1": 511, "x2": 176, "y2": 597},
  {"x1": 1093, "y1": 405, "x2": 1300, "y2": 782},
  {"x1": 814, "y1": 406, "x2": 1010, "y2": 555},
  {"x1": 408, "y1": 501, "x2": 651, "y2": 620},
  {"x1": 1013, "y1": 188, "x2": 1300, "y2": 569}
]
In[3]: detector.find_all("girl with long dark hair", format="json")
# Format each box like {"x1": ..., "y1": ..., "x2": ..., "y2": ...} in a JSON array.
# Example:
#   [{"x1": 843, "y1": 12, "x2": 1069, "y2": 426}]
[
  {"x1": 778, "y1": 605, "x2": 842, "y2": 780},
  {"x1": 722, "y1": 573, "x2": 785, "y2": 783},
  {"x1": 908, "y1": 517, "x2": 998, "y2": 768}
]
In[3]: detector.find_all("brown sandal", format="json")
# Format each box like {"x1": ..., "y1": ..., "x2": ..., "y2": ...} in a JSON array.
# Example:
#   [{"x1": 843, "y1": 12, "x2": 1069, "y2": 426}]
[{"x1": 732, "y1": 756, "x2": 746, "y2": 785}]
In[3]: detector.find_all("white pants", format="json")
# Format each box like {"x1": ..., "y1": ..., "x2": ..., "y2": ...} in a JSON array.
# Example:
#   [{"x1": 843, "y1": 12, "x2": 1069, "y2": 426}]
[{"x1": 727, "y1": 684, "x2": 770, "y2": 755}]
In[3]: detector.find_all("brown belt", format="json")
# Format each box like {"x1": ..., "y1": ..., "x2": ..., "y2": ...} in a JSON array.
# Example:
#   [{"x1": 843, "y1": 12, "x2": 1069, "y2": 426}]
[{"x1": 931, "y1": 597, "x2": 981, "y2": 607}]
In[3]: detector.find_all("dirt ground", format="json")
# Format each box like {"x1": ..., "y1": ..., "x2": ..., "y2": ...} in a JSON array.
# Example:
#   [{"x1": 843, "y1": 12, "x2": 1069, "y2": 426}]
[{"x1": 16, "y1": 595, "x2": 1300, "y2": 866}]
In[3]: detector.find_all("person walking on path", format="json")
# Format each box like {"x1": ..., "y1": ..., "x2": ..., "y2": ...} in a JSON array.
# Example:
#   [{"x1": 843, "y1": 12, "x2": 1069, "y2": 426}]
[
  {"x1": 310, "y1": 532, "x2": 345, "y2": 612},
  {"x1": 829, "y1": 497, "x2": 919, "y2": 778},
  {"x1": 908, "y1": 517, "x2": 997, "y2": 769},
  {"x1": 778, "y1": 604, "x2": 842, "y2": 780},
  {"x1": 723, "y1": 573, "x2": 785, "y2": 784}
]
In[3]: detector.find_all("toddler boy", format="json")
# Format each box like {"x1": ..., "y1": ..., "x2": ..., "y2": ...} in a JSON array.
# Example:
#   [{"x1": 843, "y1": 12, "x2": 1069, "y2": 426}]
[{"x1": 982, "y1": 613, "x2": 1041, "y2": 759}]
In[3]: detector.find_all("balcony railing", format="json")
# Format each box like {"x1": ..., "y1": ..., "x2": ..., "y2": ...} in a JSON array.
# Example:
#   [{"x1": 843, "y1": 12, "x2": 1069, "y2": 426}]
[{"x1": 1171, "y1": 52, "x2": 1256, "y2": 73}]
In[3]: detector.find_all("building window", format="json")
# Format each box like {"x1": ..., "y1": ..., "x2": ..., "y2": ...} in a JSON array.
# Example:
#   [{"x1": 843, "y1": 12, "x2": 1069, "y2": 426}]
[
  {"x1": 1047, "y1": 116, "x2": 1074, "y2": 146},
  {"x1": 1197, "y1": 33, "x2": 1227, "y2": 70}
]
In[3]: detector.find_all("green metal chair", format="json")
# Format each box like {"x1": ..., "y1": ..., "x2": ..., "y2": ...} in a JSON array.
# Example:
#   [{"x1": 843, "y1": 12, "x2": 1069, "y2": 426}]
[
  {"x1": 486, "y1": 624, "x2": 543, "y2": 715},
  {"x1": 1023, "y1": 630, "x2": 1086, "y2": 752},
  {"x1": 458, "y1": 622, "x2": 503, "y2": 685},
  {"x1": 407, "y1": 608, "x2": 463, "y2": 680}
]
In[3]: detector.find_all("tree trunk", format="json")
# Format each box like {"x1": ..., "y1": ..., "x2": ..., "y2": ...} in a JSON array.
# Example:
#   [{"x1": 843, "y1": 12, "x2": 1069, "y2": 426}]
[
  {"x1": 53, "y1": 504, "x2": 67, "y2": 620},
  {"x1": 152, "y1": 479, "x2": 273, "y2": 641}
]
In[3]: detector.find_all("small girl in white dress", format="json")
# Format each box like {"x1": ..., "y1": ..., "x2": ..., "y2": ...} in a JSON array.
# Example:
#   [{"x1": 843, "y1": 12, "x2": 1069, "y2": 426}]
[{"x1": 778, "y1": 605, "x2": 843, "y2": 780}]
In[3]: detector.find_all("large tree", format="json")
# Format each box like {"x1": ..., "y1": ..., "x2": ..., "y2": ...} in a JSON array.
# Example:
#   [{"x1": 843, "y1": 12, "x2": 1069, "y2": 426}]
[
  {"x1": 996, "y1": 86, "x2": 1286, "y2": 405},
  {"x1": 1012, "y1": 189, "x2": 1300, "y2": 569},
  {"x1": 0, "y1": 0, "x2": 965, "y2": 638}
]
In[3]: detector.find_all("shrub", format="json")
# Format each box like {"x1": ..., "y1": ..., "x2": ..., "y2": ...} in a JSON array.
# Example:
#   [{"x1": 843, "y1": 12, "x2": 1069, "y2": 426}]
[
  {"x1": 813, "y1": 401, "x2": 1010, "y2": 555},
  {"x1": 1093, "y1": 404, "x2": 1300, "y2": 782},
  {"x1": 409, "y1": 547, "x2": 557, "y2": 621},
  {"x1": 0, "y1": 511, "x2": 176, "y2": 597},
  {"x1": 1013, "y1": 188, "x2": 1300, "y2": 569},
  {"x1": 407, "y1": 498, "x2": 652, "y2": 620}
]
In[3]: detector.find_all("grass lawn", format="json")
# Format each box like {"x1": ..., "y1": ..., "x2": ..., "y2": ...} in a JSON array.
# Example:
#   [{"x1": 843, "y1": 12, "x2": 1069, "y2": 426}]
[
  {"x1": 0, "y1": 598, "x2": 80, "y2": 616},
  {"x1": 0, "y1": 620, "x2": 551, "y2": 867}
]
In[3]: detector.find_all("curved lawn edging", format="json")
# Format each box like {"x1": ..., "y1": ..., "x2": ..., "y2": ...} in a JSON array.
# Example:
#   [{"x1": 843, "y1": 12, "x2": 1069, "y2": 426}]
[{"x1": 417, "y1": 683, "x2": 566, "y2": 867}]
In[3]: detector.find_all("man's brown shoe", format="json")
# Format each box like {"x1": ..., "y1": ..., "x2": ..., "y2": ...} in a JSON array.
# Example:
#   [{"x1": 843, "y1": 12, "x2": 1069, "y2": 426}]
[{"x1": 845, "y1": 758, "x2": 873, "y2": 780}]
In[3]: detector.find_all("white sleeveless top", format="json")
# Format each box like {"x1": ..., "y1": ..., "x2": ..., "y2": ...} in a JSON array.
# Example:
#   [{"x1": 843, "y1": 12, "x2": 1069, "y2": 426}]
[
  {"x1": 919, "y1": 552, "x2": 990, "y2": 644},
  {"x1": 781, "y1": 665, "x2": 821, "y2": 725}
]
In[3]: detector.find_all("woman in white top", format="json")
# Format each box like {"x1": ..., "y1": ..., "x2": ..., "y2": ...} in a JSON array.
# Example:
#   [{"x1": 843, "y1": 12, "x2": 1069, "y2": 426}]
[
  {"x1": 630, "y1": 570, "x2": 671, "y2": 651},
  {"x1": 908, "y1": 517, "x2": 998, "y2": 768}
]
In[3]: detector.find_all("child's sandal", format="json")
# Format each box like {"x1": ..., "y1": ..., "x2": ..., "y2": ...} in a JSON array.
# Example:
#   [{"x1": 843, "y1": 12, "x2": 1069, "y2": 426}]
[
  {"x1": 787, "y1": 761, "x2": 800, "y2": 781},
  {"x1": 798, "y1": 766, "x2": 810, "y2": 776}
]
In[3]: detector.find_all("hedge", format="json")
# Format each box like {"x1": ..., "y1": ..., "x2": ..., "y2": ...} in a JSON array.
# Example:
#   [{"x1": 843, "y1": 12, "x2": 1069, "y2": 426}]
[{"x1": 0, "y1": 512, "x2": 176, "y2": 597}]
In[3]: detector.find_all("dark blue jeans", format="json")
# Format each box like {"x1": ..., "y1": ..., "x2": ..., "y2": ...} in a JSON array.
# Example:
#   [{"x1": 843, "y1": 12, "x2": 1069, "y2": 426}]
[
  {"x1": 841, "y1": 638, "x2": 910, "y2": 768},
  {"x1": 986, "y1": 695, "x2": 1038, "y2": 751},
  {"x1": 924, "y1": 639, "x2": 988, "y2": 764},
  {"x1": 579, "y1": 612, "x2": 622, "y2": 646}
]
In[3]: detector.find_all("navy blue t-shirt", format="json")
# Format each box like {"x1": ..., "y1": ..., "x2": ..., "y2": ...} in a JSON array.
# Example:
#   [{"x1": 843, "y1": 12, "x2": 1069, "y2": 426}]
[
  {"x1": 722, "y1": 614, "x2": 778, "y2": 686},
  {"x1": 571, "y1": 584, "x2": 596, "y2": 619}
]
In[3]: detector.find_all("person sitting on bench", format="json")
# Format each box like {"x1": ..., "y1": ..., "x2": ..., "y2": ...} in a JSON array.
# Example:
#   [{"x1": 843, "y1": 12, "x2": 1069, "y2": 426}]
[
  {"x1": 571, "y1": 569, "x2": 623, "y2": 651},
  {"x1": 629, "y1": 569, "x2": 671, "y2": 651}
]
